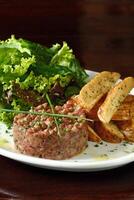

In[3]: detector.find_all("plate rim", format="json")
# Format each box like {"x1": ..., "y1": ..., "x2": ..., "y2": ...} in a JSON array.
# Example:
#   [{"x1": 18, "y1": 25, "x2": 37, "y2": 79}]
[{"x1": 0, "y1": 147, "x2": 134, "y2": 170}]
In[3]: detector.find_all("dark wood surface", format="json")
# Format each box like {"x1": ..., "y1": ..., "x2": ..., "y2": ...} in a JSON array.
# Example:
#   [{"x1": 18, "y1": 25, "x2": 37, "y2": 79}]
[
  {"x1": 0, "y1": 0, "x2": 134, "y2": 77},
  {"x1": 0, "y1": 0, "x2": 134, "y2": 199},
  {"x1": 1, "y1": 156, "x2": 134, "y2": 200}
]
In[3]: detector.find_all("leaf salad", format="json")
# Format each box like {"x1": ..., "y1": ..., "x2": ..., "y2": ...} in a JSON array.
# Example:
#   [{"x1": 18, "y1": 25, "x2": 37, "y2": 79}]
[{"x1": 0, "y1": 35, "x2": 88, "y2": 126}]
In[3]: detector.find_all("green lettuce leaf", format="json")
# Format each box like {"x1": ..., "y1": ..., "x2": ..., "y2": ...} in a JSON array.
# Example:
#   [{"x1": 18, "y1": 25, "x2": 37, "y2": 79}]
[{"x1": 0, "y1": 35, "x2": 88, "y2": 126}]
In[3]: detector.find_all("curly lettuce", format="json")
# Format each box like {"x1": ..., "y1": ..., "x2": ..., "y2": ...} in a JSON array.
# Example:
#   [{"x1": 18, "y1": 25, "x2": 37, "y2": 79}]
[{"x1": 0, "y1": 35, "x2": 88, "y2": 126}]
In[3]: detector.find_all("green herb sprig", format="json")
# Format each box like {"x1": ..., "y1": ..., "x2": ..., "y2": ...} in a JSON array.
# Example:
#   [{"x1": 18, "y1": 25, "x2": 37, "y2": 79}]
[
  {"x1": 46, "y1": 93, "x2": 61, "y2": 137},
  {"x1": 0, "y1": 108, "x2": 92, "y2": 122}
]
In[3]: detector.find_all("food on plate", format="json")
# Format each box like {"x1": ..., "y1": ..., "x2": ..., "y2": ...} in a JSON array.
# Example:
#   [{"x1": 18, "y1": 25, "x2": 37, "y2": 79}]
[
  {"x1": 84, "y1": 95, "x2": 106, "y2": 120},
  {"x1": 87, "y1": 124, "x2": 101, "y2": 142},
  {"x1": 98, "y1": 77, "x2": 134, "y2": 123},
  {"x1": 78, "y1": 71, "x2": 120, "y2": 110},
  {"x1": 0, "y1": 36, "x2": 133, "y2": 160},
  {"x1": 112, "y1": 95, "x2": 134, "y2": 120},
  {"x1": 6, "y1": 68, "x2": 134, "y2": 159},
  {"x1": 115, "y1": 120, "x2": 134, "y2": 142},
  {"x1": 13, "y1": 100, "x2": 89, "y2": 160},
  {"x1": 85, "y1": 95, "x2": 134, "y2": 121},
  {"x1": 74, "y1": 73, "x2": 134, "y2": 144},
  {"x1": 94, "y1": 121, "x2": 124, "y2": 143},
  {"x1": 0, "y1": 35, "x2": 88, "y2": 126}
]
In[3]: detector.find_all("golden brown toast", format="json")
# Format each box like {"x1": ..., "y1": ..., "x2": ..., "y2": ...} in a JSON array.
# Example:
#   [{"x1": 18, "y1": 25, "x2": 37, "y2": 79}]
[
  {"x1": 94, "y1": 121, "x2": 124, "y2": 143},
  {"x1": 79, "y1": 71, "x2": 120, "y2": 111},
  {"x1": 98, "y1": 77, "x2": 134, "y2": 123},
  {"x1": 87, "y1": 124, "x2": 101, "y2": 143},
  {"x1": 115, "y1": 119, "x2": 134, "y2": 142},
  {"x1": 85, "y1": 94, "x2": 134, "y2": 121},
  {"x1": 112, "y1": 95, "x2": 134, "y2": 120},
  {"x1": 85, "y1": 95, "x2": 106, "y2": 120}
]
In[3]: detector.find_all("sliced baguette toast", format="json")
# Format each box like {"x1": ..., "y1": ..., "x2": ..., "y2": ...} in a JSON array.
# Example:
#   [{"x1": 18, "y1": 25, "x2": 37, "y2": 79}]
[
  {"x1": 94, "y1": 121, "x2": 124, "y2": 143},
  {"x1": 98, "y1": 77, "x2": 134, "y2": 123},
  {"x1": 85, "y1": 94, "x2": 134, "y2": 121},
  {"x1": 87, "y1": 124, "x2": 101, "y2": 142},
  {"x1": 115, "y1": 119, "x2": 134, "y2": 142},
  {"x1": 86, "y1": 95, "x2": 106, "y2": 120},
  {"x1": 78, "y1": 71, "x2": 120, "y2": 111},
  {"x1": 112, "y1": 95, "x2": 134, "y2": 120}
]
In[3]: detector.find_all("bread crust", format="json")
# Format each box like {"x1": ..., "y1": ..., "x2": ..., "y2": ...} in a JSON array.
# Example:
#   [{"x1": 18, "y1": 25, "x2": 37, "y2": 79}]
[
  {"x1": 98, "y1": 77, "x2": 134, "y2": 123},
  {"x1": 94, "y1": 121, "x2": 124, "y2": 143},
  {"x1": 115, "y1": 119, "x2": 134, "y2": 142},
  {"x1": 87, "y1": 124, "x2": 101, "y2": 142}
]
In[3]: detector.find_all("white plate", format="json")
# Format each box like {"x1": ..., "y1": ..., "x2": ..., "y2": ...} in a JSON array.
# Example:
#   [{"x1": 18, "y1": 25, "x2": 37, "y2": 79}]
[{"x1": 0, "y1": 70, "x2": 134, "y2": 172}]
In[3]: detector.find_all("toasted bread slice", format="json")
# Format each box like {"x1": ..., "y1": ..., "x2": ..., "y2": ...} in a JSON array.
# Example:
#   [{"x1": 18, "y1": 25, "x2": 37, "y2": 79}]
[
  {"x1": 86, "y1": 94, "x2": 134, "y2": 121},
  {"x1": 87, "y1": 124, "x2": 101, "y2": 142},
  {"x1": 112, "y1": 95, "x2": 134, "y2": 120},
  {"x1": 98, "y1": 77, "x2": 134, "y2": 123},
  {"x1": 79, "y1": 71, "x2": 120, "y2": 111},
  {"x1": 131, "y1": 100, "x2": 134, "y2": 118},
  {"x1": 73, "y1": 95, "x2": 106, "y2": 120},
  {"x1": 85, "y1": 95, "x2": 106, "y2": 120},
  {"x1": 94, "y1": 121, "x2": 124, "y2": 143},
  {"x1": 115, "y1": 119, "x2": 134, "y2": 142}
]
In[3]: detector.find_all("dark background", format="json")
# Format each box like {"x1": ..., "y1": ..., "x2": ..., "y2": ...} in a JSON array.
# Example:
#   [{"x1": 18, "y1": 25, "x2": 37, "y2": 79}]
[{"x1": 0, "y1": 0, "x2": 134, "y2": 76}]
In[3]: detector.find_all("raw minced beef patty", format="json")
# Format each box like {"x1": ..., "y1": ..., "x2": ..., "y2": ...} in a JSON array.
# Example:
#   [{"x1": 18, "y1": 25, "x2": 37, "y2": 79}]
[{"x1": 13, "y1": 99, "x2": 89, "y2": 160}]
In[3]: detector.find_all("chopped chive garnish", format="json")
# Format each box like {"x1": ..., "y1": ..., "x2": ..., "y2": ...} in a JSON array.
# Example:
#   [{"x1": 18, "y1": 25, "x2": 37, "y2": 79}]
[
  {"x1": 94, "y1": 144, "x2": 99, "y2": 147},
  {"x1": 0, "y1": 108, "x2": 92, "y2": 122},
  {"x1": 46, "y1": 93, "x2": 61, "y2": 137}
]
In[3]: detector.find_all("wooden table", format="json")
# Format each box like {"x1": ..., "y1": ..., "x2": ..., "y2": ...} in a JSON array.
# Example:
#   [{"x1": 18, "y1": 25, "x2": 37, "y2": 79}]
[
  {"x1": 0, "y1": 156, "x2": 134, "y2": 200},
  {"x1": 0, "y1": 1, "x2": 134, "y2": 199}
]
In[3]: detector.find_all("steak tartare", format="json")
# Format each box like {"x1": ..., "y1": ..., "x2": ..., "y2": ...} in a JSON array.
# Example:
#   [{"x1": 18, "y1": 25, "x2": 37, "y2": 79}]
[{"x1": 13, "y1": 100, "x2": 89, "y2": 160}]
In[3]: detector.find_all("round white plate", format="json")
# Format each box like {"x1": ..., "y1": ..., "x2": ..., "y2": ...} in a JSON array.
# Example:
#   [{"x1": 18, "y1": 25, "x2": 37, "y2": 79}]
[{"x1": 0, "y1": 70, "x2": 134, "y2": 172}]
